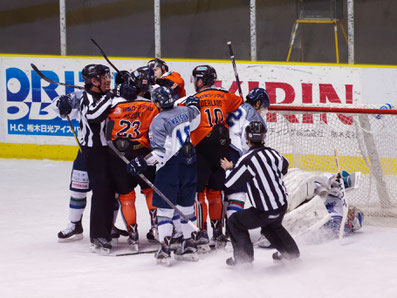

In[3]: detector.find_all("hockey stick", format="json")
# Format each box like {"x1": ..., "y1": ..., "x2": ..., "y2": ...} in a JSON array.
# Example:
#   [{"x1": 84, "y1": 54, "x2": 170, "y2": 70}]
[
  {"x1": 105, "y1": 121, "x2": 199, "y2": 232},
  {"x1": 90, "y1": 38, "x2": 121, "y2": 73},
  {"x1": 90, "y1": 38, "x2": 135, "y2": 85},
  {"x1": 30, "y1": 64, "x2": 83, "y2": 151},
  {"x1": 227, "y1": 41, "x2": 243, "y2": 98},
  {"x1": 30, "y1": 64, "x2": 84, "y2": 90},
  {"x1": 66, "y1": 115, "x2": 82, "y2": 153},
  {"x1": 334, "y1": 148, "x2": 349, "y2": 239},
  {"x1": 112, "y1": 248, "x2": 159, "y2": 257}
]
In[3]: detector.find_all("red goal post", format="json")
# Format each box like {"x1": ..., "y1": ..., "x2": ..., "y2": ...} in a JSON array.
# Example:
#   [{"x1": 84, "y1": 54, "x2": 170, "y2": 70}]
[{"x1": 264, "y1": 103, "x2": 397, "y2": 218}]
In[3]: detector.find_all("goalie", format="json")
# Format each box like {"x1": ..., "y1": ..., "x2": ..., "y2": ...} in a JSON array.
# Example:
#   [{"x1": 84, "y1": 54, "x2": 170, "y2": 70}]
[{"x1": 257, "y1": 169, "x2": 364, "y2": 247}]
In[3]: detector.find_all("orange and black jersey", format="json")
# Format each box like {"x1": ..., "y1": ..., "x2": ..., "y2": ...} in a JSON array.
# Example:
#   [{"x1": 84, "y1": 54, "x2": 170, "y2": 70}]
[
  {"x1": 108, "y1": 97, "x2": 159, "y2": 148},
  {"x1": 156, "y1": 71, "x2": 186, "y2": 99},
  {"x1": 190, "y1": 87, "x2": 243, "y2": 146}
]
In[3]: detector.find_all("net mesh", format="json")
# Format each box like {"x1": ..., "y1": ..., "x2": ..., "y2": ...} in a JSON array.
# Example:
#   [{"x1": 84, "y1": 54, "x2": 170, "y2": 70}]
[{"x1": 264, "y1": 104, "x2": 397, "y2": 217}]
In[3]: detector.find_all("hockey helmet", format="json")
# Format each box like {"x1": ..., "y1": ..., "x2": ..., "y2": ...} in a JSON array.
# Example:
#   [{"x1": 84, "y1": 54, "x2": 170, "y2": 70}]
[
  {"x1": 131, "y1": 66, "x2": 155, "y2": 94},
  {"x1": 192, "y1": 65, "x2": 217, "y2": 87},
  {"x1": 82, "y1": 64, "x2": 110, "y2": 85},
  {"x1": 245, "y1": 121, "x2": 267, "y2": 143},
  {"x1": 147, "y1": 58, "x2": 169, "y2": 73},
  {"x1": 341, "y1": 170, "x2": 352, "y2": 189},
  {"x1": 246, "y1": 88, "x2": 270, "y2": 109},
  {"x1": 152, "y1": 86, "x2": 175, "y2": 109}
]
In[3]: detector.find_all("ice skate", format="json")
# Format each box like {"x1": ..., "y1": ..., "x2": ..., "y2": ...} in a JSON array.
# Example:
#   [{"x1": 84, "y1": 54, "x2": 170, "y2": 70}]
[
  {"x1": 211, "y1": 220, "x2": 228, "y2": 249},
  {"x1": 226, "y1": 257, "x2": 253, "y2": 268},
  {"x1": 272, "y1": 251, "x2": 299, "y2": 263},
  {"x1": 127, "y1": 224, "x2": 139, "y2": 252},
  {"x1": 111, "y1": 225, "x2": 128, "y2": 245},
  {"x1": 155, "y1": 237, "x2": 171, "y2": 266},
  {"x1": 174, "y1": 238, "x2": 199, "y2": 262},
  {"x1": 146, "y1": 226, "x2": 159, "y2": 242},
  {"x1": 169, "y1": 232, "x2": 183, "y2": 251},
  {"x1": 90, "y1": 238, "x2": 112, "y2": 255},
  {"x1": 256, "y1": 234, "x2": 273, "y2": 249},
  {"x1": 58, "y1": 221, "x2": 83, "y2": 242},
  {"x1": 147, "y1": 209, "x2": 159, "y2": 242},
  {"x1": 192, "y1": 230, "x2": 210, "y2": 253}
]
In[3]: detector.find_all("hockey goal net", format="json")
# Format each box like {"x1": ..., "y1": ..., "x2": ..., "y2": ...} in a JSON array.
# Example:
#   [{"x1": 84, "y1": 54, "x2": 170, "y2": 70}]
[{"x1": 264, "y1": 104, "x2": 397, "y2": 220}]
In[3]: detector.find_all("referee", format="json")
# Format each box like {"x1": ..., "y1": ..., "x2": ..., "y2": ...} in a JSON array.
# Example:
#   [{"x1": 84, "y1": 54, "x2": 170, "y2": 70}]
[{"x1": 221, "y1": 121, "x2": 300, "y2": 266}]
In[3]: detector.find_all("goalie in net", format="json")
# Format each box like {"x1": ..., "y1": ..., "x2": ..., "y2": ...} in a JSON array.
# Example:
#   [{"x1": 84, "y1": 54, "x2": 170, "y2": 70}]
[{"x1": 257, "y1": 168, "x2": 364, "y2": 247}]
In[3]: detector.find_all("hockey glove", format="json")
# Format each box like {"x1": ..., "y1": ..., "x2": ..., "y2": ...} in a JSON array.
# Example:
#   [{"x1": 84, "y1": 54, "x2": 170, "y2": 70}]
[
  {"x1": 114, "y1": 83, "x2": 137, "y2": 101},
  {"x1": 185, "y1": 95, "x2": 201, "y2": 111},
  {"x1": 57, "y1": 95, "x2": 72, "y2": 118},
  {"x1": 126, "y1": 156, "x2": 147, "y2": 176},
  {"x1": 115, "y1": 70, "x2": 131, "y2": 85}
]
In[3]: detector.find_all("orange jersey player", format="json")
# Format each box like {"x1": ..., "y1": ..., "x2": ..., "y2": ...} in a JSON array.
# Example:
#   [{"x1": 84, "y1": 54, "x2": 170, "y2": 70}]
[
  {"x1": 147, "y1": 58, "x2": 186, "y2": 99},
  {"x1": 107, "y1": 66, "x2": 160, "y2": 250},
  {"x1": 190, "y1": 65, "x2": 244, "y2": 248},
  {"x1": 109, "y1": 99, "x2": 158, "y2": 149}
]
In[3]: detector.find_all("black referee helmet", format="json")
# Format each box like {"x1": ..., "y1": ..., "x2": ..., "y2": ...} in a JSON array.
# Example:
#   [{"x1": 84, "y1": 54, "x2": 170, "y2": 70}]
[{"x1": 245, "y1": 121, "x2": 267, "y2": 144}]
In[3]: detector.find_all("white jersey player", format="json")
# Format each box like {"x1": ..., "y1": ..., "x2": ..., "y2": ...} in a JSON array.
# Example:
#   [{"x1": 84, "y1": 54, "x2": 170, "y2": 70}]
[
  {"x1": 257, "y1": 169, "x2": 364, "y2": 247},
  {"x1": 126, "y1": 86, "x2": 202, "y2": 264}
]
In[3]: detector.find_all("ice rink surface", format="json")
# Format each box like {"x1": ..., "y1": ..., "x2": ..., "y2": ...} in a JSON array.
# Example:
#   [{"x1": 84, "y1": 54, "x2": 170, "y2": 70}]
[{"x1": 1, "y1": 158, "x2": 396, "y2": 298}]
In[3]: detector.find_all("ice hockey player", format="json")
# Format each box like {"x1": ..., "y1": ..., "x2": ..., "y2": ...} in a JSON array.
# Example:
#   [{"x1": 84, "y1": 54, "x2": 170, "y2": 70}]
[
  {"x1": 126, "y1": 86, "x2": 201, "y2": 264},
  {"x1": 54, "y1": 90, "x2": 126, "y2": 244},
  {"x1": 147, "y1": 58, "x2": 186, "y2": 99},
  {"x1": 257, "y1": 169, "x2": 364, "y2": 248},
  {"x1": 306, "y1": 171, "x2": 364, "y2": 237},
  {"x1": 55, "y1": 89, "x2": 89, "y2": 242},
  {"x1": 56, "y1": 63, "x2": 136, "y2": 254},
  {"x1": 107, "y1": 66, "x2": 159, "y2": 251},
  {"x1": 190, "y1": 65, "x2": 244, "y2": 249},
  {"x1": 224, "y1": 87, "x2": 270, "y2": 219},
  {"x1": 221, "y1": 121, "x2": 300, "y2": 266}
]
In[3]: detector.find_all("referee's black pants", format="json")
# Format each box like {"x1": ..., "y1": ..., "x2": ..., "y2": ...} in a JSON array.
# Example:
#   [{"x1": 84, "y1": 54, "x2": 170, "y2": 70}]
[
  {"x1": 83, "y1": 146, "x2": 115, "y2": 241},
  {"x1": 228, "y1": 204, "x2": 300, "y2": 263}
]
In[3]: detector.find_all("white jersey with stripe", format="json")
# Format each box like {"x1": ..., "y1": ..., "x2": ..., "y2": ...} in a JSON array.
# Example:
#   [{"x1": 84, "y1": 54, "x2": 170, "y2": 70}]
[{"x1": 226, "y1": 102, "x2": 267, "y2": 155}]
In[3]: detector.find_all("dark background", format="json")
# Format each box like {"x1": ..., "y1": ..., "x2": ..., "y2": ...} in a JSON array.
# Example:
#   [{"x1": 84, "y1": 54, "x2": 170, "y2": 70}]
[{"x1": 0, "y1": 0, "x2": 396, "y2": 65}]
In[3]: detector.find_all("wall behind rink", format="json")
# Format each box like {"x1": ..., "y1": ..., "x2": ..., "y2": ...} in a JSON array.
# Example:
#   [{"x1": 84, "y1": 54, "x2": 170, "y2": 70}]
[
  {"x1": 1, "y1": 0, "x2": 397, "y2": 64},
  {"x1": 1, "y1": 54, "x2": 396, "y2": 160}
]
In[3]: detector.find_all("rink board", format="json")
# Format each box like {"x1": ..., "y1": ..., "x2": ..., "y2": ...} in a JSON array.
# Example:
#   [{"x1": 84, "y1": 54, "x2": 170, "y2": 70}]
[{"x1": 0, "y1": 54, "x2": 396, "y2": 160}]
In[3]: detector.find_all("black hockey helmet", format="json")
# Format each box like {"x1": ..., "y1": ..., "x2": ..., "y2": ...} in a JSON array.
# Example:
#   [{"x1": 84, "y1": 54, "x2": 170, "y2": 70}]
[
  {"x1": 131, "y1": 66, "x2": 155, "y2": 94},
  {"x1": 246, "y1": 88, "x2": 270, "y2": 109},
  {"x1": 82, "y1": 64, "x2": 110, "y2": 85},
  {"x1": 147, "y1": 58, "x2": 169, "y2": 73},
  {"x1": 192, "y1": 65, "x2": 217, "y2": 87},
  {"x1": 152, "y1": 86, "x2": 175, "y2": 109},
  {"x1": 245, "y1": 121, "x2": 267, "y2": 143}
]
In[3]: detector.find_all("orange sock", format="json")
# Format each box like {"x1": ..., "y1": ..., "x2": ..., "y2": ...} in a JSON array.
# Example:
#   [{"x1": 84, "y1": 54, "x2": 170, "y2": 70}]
[
  {"x1": 142, "y1": 188, "x2": 157, "y2": 226},
  {"x1": 142, "y1": 188, "x2": 155, "y2": 212},
  {"x1": 207, "y1": 189, "x2": 223, "y2": 221},
  {"x1": 119, "y1": 190, "x2": 136, "y2": 227}
]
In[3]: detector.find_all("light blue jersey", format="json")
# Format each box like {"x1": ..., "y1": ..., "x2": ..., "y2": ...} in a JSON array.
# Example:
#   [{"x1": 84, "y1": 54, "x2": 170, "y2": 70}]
[{"x1": 148, "y1": 105, "x2": 200, "y2": 170}]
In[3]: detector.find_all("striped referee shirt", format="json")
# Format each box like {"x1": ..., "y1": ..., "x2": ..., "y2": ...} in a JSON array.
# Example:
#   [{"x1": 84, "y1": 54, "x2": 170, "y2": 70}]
[
  {"x1": 224, "y1": 146, "x2": 289, "y2": 212},
  {"x1": 79, "y1": 90, "x2": 114, "y2": 147}
]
